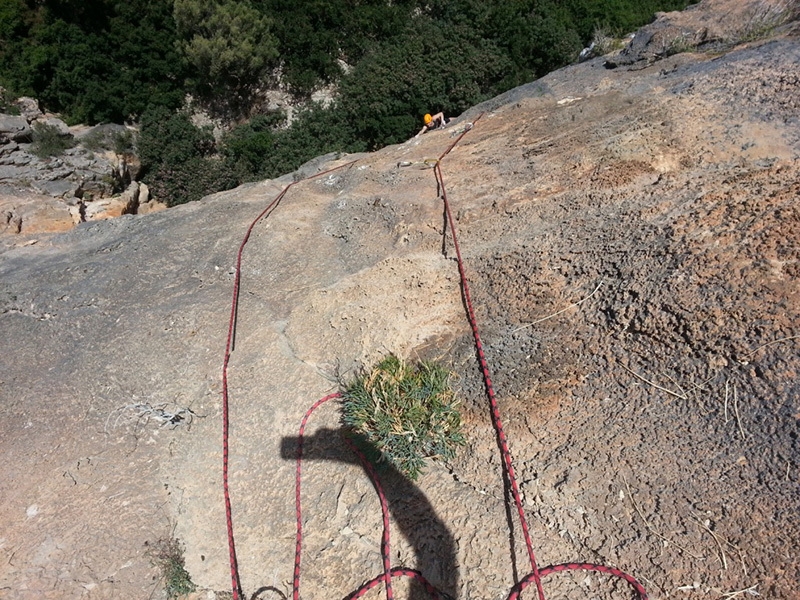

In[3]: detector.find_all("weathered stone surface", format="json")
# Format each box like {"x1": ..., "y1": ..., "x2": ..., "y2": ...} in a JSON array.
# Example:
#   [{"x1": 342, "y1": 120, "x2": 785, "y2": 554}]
[
  {"x1": 0, "y1": 2, "x2": 798, "y2": 599},
  {"x1": 84, "y1": 181, "x2": 140, "y2": 221},
  {"x1": 14, "y1": 96, "x2": 42, "y2": 121},
  {"x1": 139, "y1": 181, "x2": 150, "y2": 205},
  {"x1": 0, "y1": 129, "x2": 122, "y2": 200},
  {"x1": 33, "y1": 115, "x2": 71, "y2": 136},
  {"x1": 136, "y1": 182, "x2": 169, "y2": 215},
  {"x1": 0, "y1": 192, "x2": 75, "y2": 237},
  {"x1": 33, "y1": 178, "x2": 77, "y2": 198},
  {"x1": 0, "y1": 164, "x2": 33, "y2": 181},
  {"x1": 606, "y1": 0, "x2": 799, "y2": 67},
  {"x1": 0, "y1": 141, "x2": 19, "y2": 157},
  {"x1": 0, "y1": 114, "x2": 32, "y2": 143}
]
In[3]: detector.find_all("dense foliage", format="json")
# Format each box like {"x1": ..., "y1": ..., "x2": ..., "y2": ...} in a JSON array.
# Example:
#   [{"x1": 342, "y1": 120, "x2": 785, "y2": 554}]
[
  {"x1": 0, "y1": 0, "x2": 693, "y2": 204},
  {"x1": 174, "y1": 0, "x2": 278, "y2": 105},
  {"x1": 0, "y1": 0, "x2": 186, "y2": 124},
  {"x1": 138, "y1": 106, "x2": 237, "y2": 207}
]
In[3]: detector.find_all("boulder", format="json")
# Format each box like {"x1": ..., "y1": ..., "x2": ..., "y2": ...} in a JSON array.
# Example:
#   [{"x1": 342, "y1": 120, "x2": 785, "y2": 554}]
[
  {"x1": 605, "y1": 0, "x2": 798, "y2": 67},
  {"x1": 0, "y1": 192, "x2": 74, "y2": 236},
  {"x1": 32, "y1": 115, "x2": 71, "y2": 136},
  {"x1": 0, "y1": 114, "x2": 32, "y2": 143},
  {"x1": 14, "y1": 96, "x2": 42, "y2": 121},
  {"x1": 0, "y1": 132, "x2": 123, "y2": 200},
  {"x1": 137, "y1": 181, "x2": 168, "y2": 215},
  {"x1": 34, "y1": 179, "x2": 78, "y2": 198},
  {"x1": 0, "y1": 141, "x2": 19, "y2": 157},
  {"x1": 138, "y1": 181, "x2": 150, "y2": 205},
  {"x1": 83, "y1": 180, "x2": 140, "y2": 221}
]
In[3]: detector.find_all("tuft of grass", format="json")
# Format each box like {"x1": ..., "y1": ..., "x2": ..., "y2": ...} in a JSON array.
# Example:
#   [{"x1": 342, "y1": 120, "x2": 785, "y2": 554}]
[
  {"x1": 148, "y1": 537, "x2": 196, "y2": 599},
  {"x1": 341, "y1": 355, "x2": 465, "y2": 480},
  {"x1": 31, "y1": 121, "x2": 75, "y2": 158},
  {"x1": 666, "y1": 32, "x2": 695, "y2": 56}
]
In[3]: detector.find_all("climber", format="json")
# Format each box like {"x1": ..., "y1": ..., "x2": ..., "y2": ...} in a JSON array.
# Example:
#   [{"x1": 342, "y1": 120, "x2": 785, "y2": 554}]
[{"x1": 415, "y1": 112, "x2": 448, "y2": 137}]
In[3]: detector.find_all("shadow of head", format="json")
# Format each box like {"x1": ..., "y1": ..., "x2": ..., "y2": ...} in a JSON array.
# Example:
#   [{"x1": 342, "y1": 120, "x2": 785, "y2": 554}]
[{"x1": 281, "y1": 427, "x2": 458, "y2": 599}]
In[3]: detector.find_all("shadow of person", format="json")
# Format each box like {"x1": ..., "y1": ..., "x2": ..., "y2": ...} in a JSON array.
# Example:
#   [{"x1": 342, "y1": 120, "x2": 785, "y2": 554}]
[{"x1": 280, "y1": 427, "x2": 458, "y2": 600}]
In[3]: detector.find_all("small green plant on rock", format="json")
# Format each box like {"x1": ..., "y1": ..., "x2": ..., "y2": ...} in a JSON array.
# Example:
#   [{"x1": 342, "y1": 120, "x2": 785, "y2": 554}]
[
  {"x1": 0, "y1": 89, "x2": 20, "y2": 115},
  {"x1": 82, "y1": 126, "x2": 135, "y2": 154},
  {"x1": 666, "y1": 32, "x2": 695, "y2": 56},
  {"x1": 31, "y1": 122, "x2": 75, "y2": 158},
  {"x1": 341, "y1": 355, "x2": 465, "y2": 480},
  {"x1": 148, "y1": 537, "x2": 196, "y2": 599}
]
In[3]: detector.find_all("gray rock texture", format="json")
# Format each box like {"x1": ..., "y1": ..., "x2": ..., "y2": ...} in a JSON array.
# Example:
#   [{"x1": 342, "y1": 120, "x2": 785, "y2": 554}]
[
  {"x1": 0, "y1": 115, "x2": 31, "y2": 143},
  {"x1": 0, "y1": 94, "x2": 146, "y2": 233},
  {"x1": 0, "y1": 1, "x2": 798, "y2": 599}
]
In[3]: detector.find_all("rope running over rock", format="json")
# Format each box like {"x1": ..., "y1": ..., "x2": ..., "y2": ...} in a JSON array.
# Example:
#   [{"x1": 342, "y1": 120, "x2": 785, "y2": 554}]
[{"x1": 220, "y1": 120, "x2": 649, "y2": 600}]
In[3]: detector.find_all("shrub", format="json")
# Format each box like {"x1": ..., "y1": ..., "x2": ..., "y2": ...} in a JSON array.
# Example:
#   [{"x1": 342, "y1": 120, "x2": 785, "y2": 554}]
[
  {"x1": 0, "y1": 88, "x2": 20, "y2": 115},
  {"x1": 81, "y1": 125, "x2": 135, "y2": 154},
  {"x1": 146, "y1": 156, "x2": 237, "y2": 207},
  {"x1": 138, "y1": 106, "x2": 216, "y2": 171},
  {"x1": 588, "y1": 27, "x2": 628, "y2": 57},
  {"x1": 222, "y1": 110, "x2": 286, "y2": 180},
  {"x1": 109, "y1": 129, "x2": 134, "y2": 155},
  {"x1": 341, "y1": 355, "x2": 465, "y2": 480},
  {"x1": 31, "y1": 121, "x2": 75, "y2": 158},
  {"x1": 223, "y1": 104, "x2": 360, "y2": 182},
  {"x1": 138, "y1": 106, "x2": 238, "y2": 206}
]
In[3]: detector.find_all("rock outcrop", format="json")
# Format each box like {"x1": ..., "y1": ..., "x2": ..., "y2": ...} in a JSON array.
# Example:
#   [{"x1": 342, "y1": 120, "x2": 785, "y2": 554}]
[
  {"x1": 0, "y1": 97, "x2": 165, "y2": 240},
  {"x1": 0, "y1": 1, "x2": 798, "y2": 599},
  {"x1": 606, "y1": 0, "x2": 800, "y2": 67},
  {"x1": 0, "y1": 114, "x2": 32, "y2": 143}
]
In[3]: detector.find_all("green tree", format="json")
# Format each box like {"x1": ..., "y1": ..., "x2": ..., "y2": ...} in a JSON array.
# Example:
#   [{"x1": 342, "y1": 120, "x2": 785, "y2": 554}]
[
  {"x1": 261, "y1": 0, "x2": 417, "y2": 95},
  {"x1": 222, "y1": 111, "x2": 285, "y2": 180},
  {"x1": 263, "y1": 103, "x2": 361, "y2": 176},
  {"x1": 174, "y1": 0, "x2": 278, "y2": 103},
  {"x1": 485, "y1": 0, "x2": 583, "y2": 90},
  {"x1": 139, "y1": 106, "x2": 237, "y2": 206},
  {"x1": 223, "y1": 104, "x2": 360, "y2": 182},
  {"x1": 0, "y1": 0, "x2": 186, "y2": 123},
  {"x1": 336, "y1": 18, "x2": 512, "y2": 148}
]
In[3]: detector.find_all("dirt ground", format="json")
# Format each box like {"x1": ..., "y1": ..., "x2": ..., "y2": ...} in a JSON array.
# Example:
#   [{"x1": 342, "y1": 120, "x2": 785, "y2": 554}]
[{"x1": 1, "y1": 1, "x2": 798, "y2": 599}]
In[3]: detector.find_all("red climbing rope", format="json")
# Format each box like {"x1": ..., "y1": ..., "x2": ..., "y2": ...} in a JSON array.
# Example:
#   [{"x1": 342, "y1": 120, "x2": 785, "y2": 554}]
[
  {"x1": 293, "y1": 393, "x2": 444, "y2": 600},
  {"x1": 433, "y1": 116, "x2": 647, "y2": 600},
  {"x1": 222, "y1": 161, "x2": 357, "y2": 600},
  {"x1": 433, "y1": 113, "x2": 545, "y2": 600},
  {"x1": 221, "y1": 120, "x2": 649, "y2": 600}
]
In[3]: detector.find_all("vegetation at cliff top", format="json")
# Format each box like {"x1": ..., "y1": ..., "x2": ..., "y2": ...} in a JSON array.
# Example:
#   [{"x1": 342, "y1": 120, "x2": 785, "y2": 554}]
[{"x1": 0, "y1": 0, "x2": 694, "y2": 205}]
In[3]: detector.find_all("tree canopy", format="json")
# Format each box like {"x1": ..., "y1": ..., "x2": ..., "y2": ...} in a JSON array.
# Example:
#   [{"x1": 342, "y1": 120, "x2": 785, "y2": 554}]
[{"x1": 174, "y1": 0, "x2": 279, "y2": 102}]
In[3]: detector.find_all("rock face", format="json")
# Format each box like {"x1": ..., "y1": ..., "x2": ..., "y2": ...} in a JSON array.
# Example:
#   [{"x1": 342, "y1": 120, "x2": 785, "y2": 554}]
[
  {"x1": 0, "y1": 115, "x2": 32, "y2": 143},
  {"x1": 0, "y1": 99, "x2": 164, "y2": 239},
  {"x1": 0, "y1": 1, "x2": 798, "y2": 599},
  {"x1": 606, "y1": 0, "x2": 800, "y2": 67}
]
